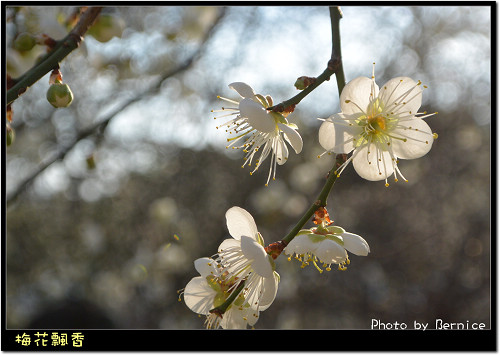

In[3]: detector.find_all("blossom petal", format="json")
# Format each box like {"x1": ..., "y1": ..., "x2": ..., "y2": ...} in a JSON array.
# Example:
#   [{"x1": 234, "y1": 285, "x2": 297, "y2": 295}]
[
  {"x1": 314, "y1": 239, "x2": 347, "y2": 264},
  {"x1": 340, "y1": 77, "x2": 379, "y2": 115},
  {"x1": 221, "y1": 307, "x2": 249, "y2": 329},
  {"x1": 352, "y1": 144, "x2": 395, "y2": 181},
  {"x1": 245, "y1": 307, "x2": 260, "y2": 326},
  {"x1": 183, "y1": 276, "x2": 216, "y2": 315},
  {"x1": 225, "y1": 206, "x2": 259, "y2": 241},
  {"x1": 257, "y1": 271, "x2": 279, "y2": 310},
  {"x1": 229, "y1": 82, "x2": 255, "y2": 99},
  {"x1": 379, "y1": 77, "x2": 422, "y2": 115},
  {"x1": 239, "y1": 98, "x2": 276, "y2": 133},
  {"x1": 318, "y1": 116, "x2": 359, "y2": 154},
  {"x1": 341, "y1": 232, "x2": 370, "y2": 256},
  {"x1": 278, "y1": 123, "x2": 303, "y2": 154},
  {"x1": 284, "y1": 234, "x2": 315, "y2": 255},
  {"x1": 240, "y1": 235, "x2": 273, "y2": 278},
  {"x1": 194, "y1": 257, "x2": 218, "y2": 278},
  {"x1": 391, "y1": 118, "x2": 434, "y2": 159},
  {"x1": 275, "y1": 137, "x2": 289, "y2": 166},
  {"x1": 218, "y1": 238, "x2": 240, "y2": 253}
]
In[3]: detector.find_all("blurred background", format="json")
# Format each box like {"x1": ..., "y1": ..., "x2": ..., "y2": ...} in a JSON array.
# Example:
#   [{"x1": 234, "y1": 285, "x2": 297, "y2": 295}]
[{"x1": 5, "y1": 5, "x2": 491, "y2": 329}]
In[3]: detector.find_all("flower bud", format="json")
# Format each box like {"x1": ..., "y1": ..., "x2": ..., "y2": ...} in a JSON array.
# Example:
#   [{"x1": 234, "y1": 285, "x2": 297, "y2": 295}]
[
  {"x1": 6, "y1": 125, "x2": 15, "y2": 146},
  {"x1": 46, "y1": 83, "x2": 74, "y2": 108},
  {"x1": 88, "y1": 14, "x2": 125, "y2": 43},
  {"x1": 14, "y1": 32, "x2": 37, "y2": 52},
  {"x1": 294, "y1": 76, "x2": 316, "y2": 90}
]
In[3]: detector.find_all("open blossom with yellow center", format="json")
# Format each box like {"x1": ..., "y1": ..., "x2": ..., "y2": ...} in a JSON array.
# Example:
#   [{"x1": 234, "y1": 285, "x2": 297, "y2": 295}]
[
  {"x1": 183, "y1": 207, "x2": 280, "y2": 329},
  {"x1": 318, "y1": 64, "x2": 437, "y2": 186},
  {"x1": 212, "y1": 82, "x2": 303, "y2": 186},
  {"x1": 182, "y1": 257, "x2": 261, "y2": 329},
  {"x1": 284, "y1": 224, "x2": 370, "y2": 273},
  {"x1": 216, "y1": 206, "x2": 280, "y2": 312}
]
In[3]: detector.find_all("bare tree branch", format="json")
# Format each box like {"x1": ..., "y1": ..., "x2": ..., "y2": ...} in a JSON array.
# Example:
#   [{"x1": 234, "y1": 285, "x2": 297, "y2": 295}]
[{"x1": 7, "y1": 7, "x2": 227, "y2": 206}]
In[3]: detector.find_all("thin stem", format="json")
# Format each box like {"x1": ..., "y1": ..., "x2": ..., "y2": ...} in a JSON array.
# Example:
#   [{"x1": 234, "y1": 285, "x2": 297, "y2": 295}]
[
  {"x1": 275, "y1": 7, "x2": 347, "y2": 248},
  {"x1": 281, "y1": 154, "x2": 344, "y2": 245},
  {"x1": 7, "y1": 7, "x2": 102, "y2": 105},
  {"x1": 330, "y1": 6, "x2": 346, "y2": 95},
  {"x1": 267, "y1": 6, "x2": 346, "y2": 113},
  {"x1": 267, "y1": 67, "x2": 336, "y2": 113},
  {"x1": 209, "y1": 280, "x2": 246, "y2": 316}
]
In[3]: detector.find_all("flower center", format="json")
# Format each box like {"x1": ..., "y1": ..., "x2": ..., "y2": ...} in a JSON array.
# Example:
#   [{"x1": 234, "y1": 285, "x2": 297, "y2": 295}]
[
  {"x1": 367, "y1": 114, "x2": 387, "y2": 132},
  {"x1": 355, "y1": 98, "x2": 397, "y2": 146}
]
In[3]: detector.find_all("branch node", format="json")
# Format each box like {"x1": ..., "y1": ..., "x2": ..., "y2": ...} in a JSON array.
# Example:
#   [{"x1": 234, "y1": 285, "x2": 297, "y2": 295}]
[
  {"x1": 327, "y1": 56, "x2": 341, "y2": 72},
  {"x1": 65, "y1": 33, "x2": 83, "y2": 48},
  {"x1": 270, "y1": 103, "x2": 285, "y2": 113}
]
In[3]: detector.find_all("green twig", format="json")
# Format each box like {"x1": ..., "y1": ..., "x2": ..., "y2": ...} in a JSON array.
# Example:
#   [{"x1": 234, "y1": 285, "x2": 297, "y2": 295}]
[
  {"x1": 7, "y1": 7, "x2": 102, "y2": 105},
  {"x1": 277, "y1": 6, "x2": 347, "y2": 247},
  {"x1": 281, "y1": 154, "x2": 345, "y2": 245},
  {"x1": 209, "y1": 280, "x2": 246, "y2": 317}
]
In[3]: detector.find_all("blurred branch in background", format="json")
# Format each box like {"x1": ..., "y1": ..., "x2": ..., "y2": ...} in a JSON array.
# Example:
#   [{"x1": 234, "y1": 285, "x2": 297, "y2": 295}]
[{"x1": 6, "y1": 7, "x2": 227, "y2": 206}]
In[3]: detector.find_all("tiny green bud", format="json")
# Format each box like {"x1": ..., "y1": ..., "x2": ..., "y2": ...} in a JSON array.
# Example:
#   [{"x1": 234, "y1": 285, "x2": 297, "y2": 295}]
[
  {"x1": 14, "y1": 32, "x2": 37, "y2": 52},
  {"x1": 294, "y1": 76, "x2": 316, "y2": 90},
  {"x1": 6, "y1": 125, "x2": 15, "y2": 146},
  {"x1": 46, "y1": 83, "x2": 74, "y2": 108},
  {"x1": 294, "y1": 78, "x2": 307, "y2": 90},
  {"x1": 88, "y1": 14, "x2": 125, "y2": 43}
]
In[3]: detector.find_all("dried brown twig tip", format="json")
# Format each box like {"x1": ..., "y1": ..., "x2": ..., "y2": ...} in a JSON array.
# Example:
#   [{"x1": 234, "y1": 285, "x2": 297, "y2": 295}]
[
  {"x1": 281, "y1": 104, "x2": 296, "y2": 117},
  {"x1": 269, "y1": 103, "x2": 284, "y2": 112},
  {"x1": 265, "y1": 240, "x2": 288, "y2": 259},
  {"x1": 6, "y1": 105, "x2": 13, "y2": 123},
  {"x1": 335, "y1": 154, "x2": 348, "y2": 168},
  {"x1": 312, "y1": 206, "x2": 334, "y2": 226},
  {"x1": 49, "y1": 68, "x2": 63, "y2": 84},
  {"x1": 36, "y1": 34, "x2": 58, "y2": 51}
]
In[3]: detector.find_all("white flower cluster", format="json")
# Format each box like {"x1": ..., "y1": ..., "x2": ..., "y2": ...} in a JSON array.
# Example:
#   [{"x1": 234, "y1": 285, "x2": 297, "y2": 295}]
[
  {"x1": 213, "y1": 66, "x2": 436, "y2": 186},
  {"x1": 182, "y1": 65, "x2": 436, "y2": 329},
  {"x1": 182, "y1": 207, "x2": 279, "y2": 329}
]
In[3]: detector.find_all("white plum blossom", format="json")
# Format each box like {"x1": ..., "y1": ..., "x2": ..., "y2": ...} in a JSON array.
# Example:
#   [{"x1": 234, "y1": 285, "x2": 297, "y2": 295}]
[
  {"x1": 318, "y1": 64, "x2": 437, "y2": 186},
  {"x1": 216, "y1": 206, "x2": 280, "y2": 311},
  {"x1": 212, "y1": 82, "x2": 303, "y2": 186},
  {"x1": 182, "y1": 257, "x2": 260, "y2": 329},
  {"x1": 284, "y1": 225, "x2": 370, "y2": 272}
]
